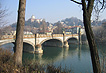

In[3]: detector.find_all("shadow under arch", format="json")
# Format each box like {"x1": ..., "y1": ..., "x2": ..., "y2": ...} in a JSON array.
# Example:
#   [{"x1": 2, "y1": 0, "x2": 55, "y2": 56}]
[
  {"x1": 67, "y1": 37, "x2": 78, "y2": 44},
  {"x1": 40, "y1": 39, "x2": 63, "y2": 47},
  {"x1": 23, "y1": 42, "x2": 35, "y2": 52},
  {"x1": 12, "y1": 40, "x2": 35, "y2": 53},
  {"x1": 0, "y1": 40, "x2": 35, "y2": 53},
  {"x1": 23, "y1": 40, "x2": 35, "y2": 49}
]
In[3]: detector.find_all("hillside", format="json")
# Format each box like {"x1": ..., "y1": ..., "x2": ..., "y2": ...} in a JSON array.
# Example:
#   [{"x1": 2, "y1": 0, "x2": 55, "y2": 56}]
[
  {"x1": 11, "y1": 17, "x2": 85, "y2": 28},
  {"x1": 91, "y1": 19, "x2": 106, "y2": 26},
  {"x1": 11, "y1": 18, "x2": 49, "y2": 29},
  {"x1": 11, "y1": 17, "x2": 106, "y2": 29},
  {"x1": 1, "y1": 16, "x2": 106, "y2": 35},
  {"x1": 61, "y1": 17, "x2": 83, "y2": 26}
]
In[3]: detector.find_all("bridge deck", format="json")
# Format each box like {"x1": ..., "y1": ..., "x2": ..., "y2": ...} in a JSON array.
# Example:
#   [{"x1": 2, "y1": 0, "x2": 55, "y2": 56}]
[{"x1": 0, "y1": 34, "x2": 78, "y2": 40}]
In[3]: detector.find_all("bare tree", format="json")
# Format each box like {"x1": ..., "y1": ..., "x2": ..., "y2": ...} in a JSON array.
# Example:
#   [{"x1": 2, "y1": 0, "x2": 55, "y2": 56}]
[
  {"x1": 15, "y1": 0, "x2": 26, "y2": 66},
  {"x1": 1, "y1": 26, "x2": 13, "y2": 35},
  {"x1": 70, "y1": 0, "x2": 106, "y2": 73},
  {"x1": 40, "y1": 20, "x2": 47, "y2": 34},
  {"x1": 0, "y1": 3, "x2": 8, "y2": 36},
  {"x1": 54, "y1": 22, "x2": 63, "y2": 34},
  {"x1": 0, "y1": 4, "x2": 7, "y2": 27}
]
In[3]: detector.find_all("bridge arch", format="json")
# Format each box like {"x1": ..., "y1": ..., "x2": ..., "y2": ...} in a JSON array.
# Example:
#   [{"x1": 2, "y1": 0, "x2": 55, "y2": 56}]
[
  {"x1": 40, "y1": 38, "x2": 63, "y2": 45},
  {"x1": 23, "y1": 40, "x2": 35, "y2": 52},
  {"x1": 66, "y1": 37, "x2": 78, "y2": 41},
  {"x1": 0, "y1": 40, "x2": 15, "y2": 46},
  {"x1": 23, "y1": 40, "x2": 35, "y2": 49},
  {"x1": 40, "y1": 38, "x2": 63, "y2": 47},
  {"x1": 66, "y1": 37, "x2": 78, "y2": 44},
  {"x1": 0, "y1": 40, "x2": 35, "y2": 51}
]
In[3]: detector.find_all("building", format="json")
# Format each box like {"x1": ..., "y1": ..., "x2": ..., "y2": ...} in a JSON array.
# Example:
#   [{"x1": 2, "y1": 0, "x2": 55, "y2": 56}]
[
  {"x1": 64, "y1": 25, "x2": 82, "y2": 35},
  {"x1": 24, "y1": 31, "x2": 33, "y2": 35},
  {"x1": 31, "y1": 15, "x2": 43, "y2": 23},
  {"x1": 31, "y1": 15, "x2": 35, "y2": 22},
  {"x1": 48, "y1": 24, "x2": 53, "y2": 32}
]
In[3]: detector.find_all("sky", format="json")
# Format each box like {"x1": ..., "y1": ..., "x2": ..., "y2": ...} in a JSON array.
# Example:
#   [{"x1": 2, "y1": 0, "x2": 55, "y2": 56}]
[{"x1": 1, "y1": 0, "x2": 106, "y2": 25}]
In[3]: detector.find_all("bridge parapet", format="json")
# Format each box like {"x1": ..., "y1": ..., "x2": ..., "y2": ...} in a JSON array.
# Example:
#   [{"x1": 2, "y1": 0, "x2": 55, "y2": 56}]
[
  {"x1": 37, "y1": 34, "x2": 52, "y2": 38},
  {"x1": 36, "y1": 34, "x2": 63, "y2": 38},
  {"x1": 1, "y1": 35, "x2": 15, "y2": 40},
  {"x1": 23, "y1": 35, "x2": 35, "y2": 38},
  {"x1": 53, "y1": 34, "x2": 63, "y2": 37},
  {"x1": 0, "y1": 34, "x2": 79, "y2": 40},
  {"x1": 1, "y1": 34, "x2": 35, "y2": 40},
  {"x1": 65, "y1": 34, "x2": 78, "y2": 36}
]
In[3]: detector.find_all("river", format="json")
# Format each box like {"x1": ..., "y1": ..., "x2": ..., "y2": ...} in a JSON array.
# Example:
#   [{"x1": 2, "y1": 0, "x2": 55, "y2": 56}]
[{"x1": 0, "y1": 43, "x2": 106, "y2": 73}]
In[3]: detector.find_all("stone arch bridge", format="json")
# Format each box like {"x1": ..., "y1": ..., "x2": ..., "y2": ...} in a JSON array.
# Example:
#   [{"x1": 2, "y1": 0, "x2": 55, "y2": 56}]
[{"x1": 0, "y1": 33, "x2": 81, "y2": 53}]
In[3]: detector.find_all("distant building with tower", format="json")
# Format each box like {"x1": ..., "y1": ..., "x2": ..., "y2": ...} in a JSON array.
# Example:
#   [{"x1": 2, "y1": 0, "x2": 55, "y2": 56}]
[
  {"x1": 31, "y1": 15, "x2": 35, "y2": 22},
  {"x1": 31, "y1": 15, "x2": 43, "y2": 23}
]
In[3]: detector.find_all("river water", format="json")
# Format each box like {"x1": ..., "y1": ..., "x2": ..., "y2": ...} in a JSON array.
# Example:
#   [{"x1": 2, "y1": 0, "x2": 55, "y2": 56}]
[{"x1": 0, "y1": 43, "x2": 106, "y2": 73}]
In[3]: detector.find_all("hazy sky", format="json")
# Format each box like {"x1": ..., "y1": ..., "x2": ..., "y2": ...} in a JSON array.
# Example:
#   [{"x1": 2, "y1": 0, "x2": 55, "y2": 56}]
[{"x1": 1, "y1": 0, "x2": 106, "y2": 25}]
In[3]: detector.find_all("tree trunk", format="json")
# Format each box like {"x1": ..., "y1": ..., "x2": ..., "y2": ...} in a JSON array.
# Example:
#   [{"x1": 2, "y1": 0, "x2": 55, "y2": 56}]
[
  {"x1": 83, "y1": 13, "x2": 101, "y2": 73},
  {"x1": 82, "y1": 0, "x2": 101, "y2": 72},
  {"x1": 15, "y1": 0, "x2": 26, "y2": 66},
  {"x1": 71, "y1": 0, "x2": 102, "y2": 72}
]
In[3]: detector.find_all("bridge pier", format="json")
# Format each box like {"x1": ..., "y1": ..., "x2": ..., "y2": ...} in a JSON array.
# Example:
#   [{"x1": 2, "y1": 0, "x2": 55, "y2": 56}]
[
  {"x1": 63, "y1": 33, "x2": 69, "y2": 48},
  {"x1": 35, "y1": 44, "x2": 43, "y2": 54},
  {"x1": 63, "y1": 41, "x2": 69, "y2": 48}
]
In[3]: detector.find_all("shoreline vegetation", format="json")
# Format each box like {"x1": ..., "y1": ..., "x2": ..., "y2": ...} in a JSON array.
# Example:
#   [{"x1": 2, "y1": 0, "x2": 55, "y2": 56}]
[{"x1": 0, "y1": 48, "x2": 72, "y2": 73}]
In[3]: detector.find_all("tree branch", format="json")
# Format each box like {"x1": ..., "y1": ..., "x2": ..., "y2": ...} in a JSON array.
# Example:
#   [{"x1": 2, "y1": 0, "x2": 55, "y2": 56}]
[
  {"x1": 87, "y1": 0, "x2": 94, "y2": 18},
  {"x1": 82, "y1": 0, "x2": 87, "y2": 13},
  {"x1": 71, "y1": 0, "x2": 82, "y2": 5},
  {"x1": 99, "y1": 0, "x2": 105, "y2": 11}
]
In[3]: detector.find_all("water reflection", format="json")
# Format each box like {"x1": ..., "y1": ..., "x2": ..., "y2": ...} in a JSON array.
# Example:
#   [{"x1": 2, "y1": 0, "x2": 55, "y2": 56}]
[
  {"x1": 78, "y1": 45, "x2": 81, "y2": 61},
  {"x1": 63, "y1": 47, "x2": 69, "y2": 59},
  {"x1": 22, "y1": 44, "x2": 93, "y2": 73},
  {"x1": 2, "y1": 43, "x2": 106, "y2": 73}
]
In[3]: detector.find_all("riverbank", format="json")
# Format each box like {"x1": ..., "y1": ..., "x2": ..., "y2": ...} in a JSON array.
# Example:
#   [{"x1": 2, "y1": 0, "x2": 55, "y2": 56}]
[{"x1": 0, "y1": 48, "x2": 72, "y2": 73}]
